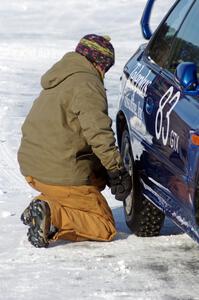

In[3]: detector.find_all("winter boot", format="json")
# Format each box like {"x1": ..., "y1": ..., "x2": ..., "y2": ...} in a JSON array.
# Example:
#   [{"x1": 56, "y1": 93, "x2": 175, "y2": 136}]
[
  {"x1": 21, "y1": 204, "x2": 32, "y2": 226},
  {"x1": 23, "y1": 199, "x2": 51, "y2": 248}
]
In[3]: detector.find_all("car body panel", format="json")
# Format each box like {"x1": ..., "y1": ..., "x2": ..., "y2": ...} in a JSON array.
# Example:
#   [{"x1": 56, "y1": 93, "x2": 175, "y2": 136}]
[{"x1": 117, "y1": 0, "x2": 199, "y2": 243}]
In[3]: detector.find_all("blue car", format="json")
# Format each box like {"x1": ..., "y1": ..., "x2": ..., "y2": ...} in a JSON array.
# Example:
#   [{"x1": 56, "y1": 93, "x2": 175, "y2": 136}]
[{"x1": 116, "y1": 0, "x2": 199, "y2": 243}]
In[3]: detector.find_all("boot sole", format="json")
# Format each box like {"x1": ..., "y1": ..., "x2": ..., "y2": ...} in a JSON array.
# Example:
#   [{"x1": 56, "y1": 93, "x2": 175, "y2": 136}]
[
  {"x1": 21, "y1": 205, "x2": 32, "y2": 226},
  {"x1": 26, "y1": 200, "x2": 51, "y2": 248}
]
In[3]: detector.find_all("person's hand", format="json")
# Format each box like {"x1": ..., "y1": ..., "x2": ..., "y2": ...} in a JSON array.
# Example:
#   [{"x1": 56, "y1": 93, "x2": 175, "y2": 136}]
[{"x1": 108, "y1": 168, "x2": 132, "y2": 201}]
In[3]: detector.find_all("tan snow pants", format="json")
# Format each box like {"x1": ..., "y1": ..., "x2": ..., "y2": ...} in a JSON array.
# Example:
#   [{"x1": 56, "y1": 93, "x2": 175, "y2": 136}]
[{"x1": 25, "y1": 176, "x2": 117, "y2": 242}]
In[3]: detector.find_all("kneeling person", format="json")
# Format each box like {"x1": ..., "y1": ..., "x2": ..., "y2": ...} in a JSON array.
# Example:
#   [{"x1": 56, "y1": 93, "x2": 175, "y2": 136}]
[{"x1": 18, "y1": 34, "x2": 132, "y2": 248}]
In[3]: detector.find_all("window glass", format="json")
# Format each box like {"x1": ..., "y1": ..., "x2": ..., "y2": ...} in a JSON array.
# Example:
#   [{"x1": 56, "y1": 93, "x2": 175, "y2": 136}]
[
  {"x1": 148, "y1": 0, "x2": 193, "y2": 67},
  {"x1": 167, "y1": 1, "x2": 199, "y2": 74}
]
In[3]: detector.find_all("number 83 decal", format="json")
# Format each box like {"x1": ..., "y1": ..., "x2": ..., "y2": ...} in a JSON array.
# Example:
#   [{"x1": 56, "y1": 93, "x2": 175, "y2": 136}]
[{"x1": 155, "y1": 86, "x2": 180, "y2": 146}]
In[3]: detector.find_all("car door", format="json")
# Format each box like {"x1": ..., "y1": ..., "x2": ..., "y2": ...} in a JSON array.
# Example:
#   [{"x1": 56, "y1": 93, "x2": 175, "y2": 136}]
[{"x1": 141, "y1": 0, "x2": 199, "y2": 216}]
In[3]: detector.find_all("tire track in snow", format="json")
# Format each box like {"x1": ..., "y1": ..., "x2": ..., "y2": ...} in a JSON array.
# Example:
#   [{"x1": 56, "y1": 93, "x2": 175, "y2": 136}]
[
  {"x1": 0, "y1": 141, "x2": 24, "y2": 185},
  {"x1": 0, "y1": 105, "x2": 25, "y2": 187}
]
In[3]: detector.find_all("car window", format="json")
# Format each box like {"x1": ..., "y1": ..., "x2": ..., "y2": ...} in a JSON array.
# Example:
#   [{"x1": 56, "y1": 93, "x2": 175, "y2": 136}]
[
  {"x1": 167, "y1": 1, "x2": 199, "y2": 74},
  {"x1": 147, "y1": 0, "x2": 194, "y2": 68}
]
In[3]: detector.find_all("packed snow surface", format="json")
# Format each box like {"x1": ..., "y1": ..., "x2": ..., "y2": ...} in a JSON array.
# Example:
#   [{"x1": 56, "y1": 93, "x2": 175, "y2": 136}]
[{"x1": 0, "y1": 0, "x2": 198, "y2": 299}]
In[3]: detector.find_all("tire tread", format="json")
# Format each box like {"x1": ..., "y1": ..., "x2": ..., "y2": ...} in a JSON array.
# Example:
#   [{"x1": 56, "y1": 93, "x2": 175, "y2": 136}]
[{"x1": 121, "y1": 129, "x2": 165, "y2": 237}]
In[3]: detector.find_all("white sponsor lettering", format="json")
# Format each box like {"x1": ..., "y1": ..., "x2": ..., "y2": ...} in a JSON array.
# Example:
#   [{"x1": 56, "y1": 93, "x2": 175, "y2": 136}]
[
  {"x1": 129, "y1": 64, "x2": 152, "y2": 100},
  {"x1": 124, "y1": 96, "x2": 143, "y2": 120},
  {"x1": 124, "y1": 63, "x2": 152, "y2": 119}
]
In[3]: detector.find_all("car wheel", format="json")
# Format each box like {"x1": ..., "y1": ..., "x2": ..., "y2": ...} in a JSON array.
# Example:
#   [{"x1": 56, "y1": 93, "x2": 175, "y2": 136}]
[{"x1": 121, "y1": 129, "x2": 165, "y2": 237}]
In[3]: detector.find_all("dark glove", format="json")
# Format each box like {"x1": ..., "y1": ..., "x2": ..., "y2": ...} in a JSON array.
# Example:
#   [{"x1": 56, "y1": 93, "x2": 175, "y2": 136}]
[{"x1": 108, "y1": 168, "x2": 132, "y2": 201}]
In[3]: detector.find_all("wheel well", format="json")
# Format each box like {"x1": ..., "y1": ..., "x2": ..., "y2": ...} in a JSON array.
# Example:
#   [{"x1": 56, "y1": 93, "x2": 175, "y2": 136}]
[{"x1": 116, "y1": 111, "x2": 128, "y2": 151}]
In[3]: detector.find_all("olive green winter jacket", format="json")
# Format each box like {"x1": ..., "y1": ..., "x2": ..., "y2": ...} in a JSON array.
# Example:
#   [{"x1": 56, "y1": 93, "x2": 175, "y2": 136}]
[{"x1": 18, "y1": 52, "x2": 122, "y2": 186}]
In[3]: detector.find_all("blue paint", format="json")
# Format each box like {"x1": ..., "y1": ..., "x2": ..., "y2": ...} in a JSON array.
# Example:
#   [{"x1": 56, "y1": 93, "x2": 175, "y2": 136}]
[
  {"x1": 175, "y1": 62, "x2": 199, "y2": 95},
  {"x1": 140, "y1": 0, "x2": 155, "y2": 40},
  {"x1": 117, "y1": 0, "x2": 199, "y2": 243}
]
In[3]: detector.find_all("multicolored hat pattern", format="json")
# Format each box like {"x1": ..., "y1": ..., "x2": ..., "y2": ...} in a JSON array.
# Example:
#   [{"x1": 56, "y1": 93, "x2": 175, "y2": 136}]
[{"x1": 75, "y1": 34, "x2": 115, "y2": 73}]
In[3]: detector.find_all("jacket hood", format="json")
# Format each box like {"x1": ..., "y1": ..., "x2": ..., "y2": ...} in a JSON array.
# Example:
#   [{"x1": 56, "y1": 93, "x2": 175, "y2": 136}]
[{"x1": 41, "y1": 52, "x2": 100, "y2": 89}]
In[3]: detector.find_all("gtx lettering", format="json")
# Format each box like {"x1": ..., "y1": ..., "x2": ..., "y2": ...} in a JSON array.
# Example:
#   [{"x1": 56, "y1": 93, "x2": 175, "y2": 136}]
[{"x1": 170, "y1": 130, "x2": 179, "y2": 152}]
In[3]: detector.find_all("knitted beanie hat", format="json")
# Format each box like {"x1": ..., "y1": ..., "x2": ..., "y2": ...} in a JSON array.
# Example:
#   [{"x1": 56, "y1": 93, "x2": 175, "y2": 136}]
[{"x1": 75, "y1": 34, "x2": 115, "y2": 73}]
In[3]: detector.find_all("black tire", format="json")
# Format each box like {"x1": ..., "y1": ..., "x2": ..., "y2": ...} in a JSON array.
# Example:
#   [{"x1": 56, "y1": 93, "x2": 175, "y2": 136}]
[{"x1": 121, "y1": 129, "x2": 165, "y2": 237}]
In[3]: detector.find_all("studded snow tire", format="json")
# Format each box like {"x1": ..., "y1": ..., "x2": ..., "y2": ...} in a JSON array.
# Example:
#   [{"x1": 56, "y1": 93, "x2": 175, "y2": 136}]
[{"x1": 121, "y1": 129, "x2": 165, "y2": 237}]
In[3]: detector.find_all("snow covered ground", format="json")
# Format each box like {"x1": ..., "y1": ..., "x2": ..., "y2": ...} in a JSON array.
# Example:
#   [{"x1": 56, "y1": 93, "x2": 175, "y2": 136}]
[{"x1": 0, "y1": 0, "x2": 199, "y2": 299}]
